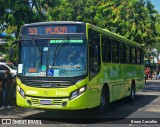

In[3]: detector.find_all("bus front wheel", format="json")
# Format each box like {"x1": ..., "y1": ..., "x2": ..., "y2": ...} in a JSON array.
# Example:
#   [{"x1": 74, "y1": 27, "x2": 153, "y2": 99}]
[{"x1": 97, "y1": 87, "x2": 109, "y2": 113}]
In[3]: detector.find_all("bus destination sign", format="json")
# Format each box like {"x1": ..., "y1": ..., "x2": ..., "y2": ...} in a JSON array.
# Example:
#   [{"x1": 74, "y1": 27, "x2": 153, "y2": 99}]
[{"x1": 21, "y1": 24, "x2": 83, "y2": 35}]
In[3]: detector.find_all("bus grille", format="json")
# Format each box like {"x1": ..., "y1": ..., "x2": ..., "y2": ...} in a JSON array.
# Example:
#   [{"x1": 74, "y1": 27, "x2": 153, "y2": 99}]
[
  {"x1": 21, "y1": 79, "x2": 73, "y2": 88},
  {"x1": 31, "y1": 98, "x2": 63, "y2": 106}
]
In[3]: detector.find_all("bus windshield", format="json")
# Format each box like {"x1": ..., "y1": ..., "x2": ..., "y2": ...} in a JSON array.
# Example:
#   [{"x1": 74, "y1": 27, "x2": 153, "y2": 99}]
[{"x1": 19, "y1": 39, "x2": 87, "y2": 77}]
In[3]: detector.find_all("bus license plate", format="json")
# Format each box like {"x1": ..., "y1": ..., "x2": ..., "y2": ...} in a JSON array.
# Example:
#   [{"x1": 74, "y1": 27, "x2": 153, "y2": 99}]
[{"x1": 40, "y1": 100, "x2": 52, "y2": 105}]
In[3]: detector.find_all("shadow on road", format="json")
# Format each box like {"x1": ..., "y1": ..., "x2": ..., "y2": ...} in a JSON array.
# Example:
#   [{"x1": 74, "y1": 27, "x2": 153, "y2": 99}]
[{"x1": 23, "y1": 94, "x2": 158, "y2": 124}]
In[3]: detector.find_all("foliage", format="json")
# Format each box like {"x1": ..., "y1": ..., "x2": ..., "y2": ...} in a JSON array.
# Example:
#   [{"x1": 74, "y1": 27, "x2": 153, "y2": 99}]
[
  {"x1": 0, "y1": 0, "x2": 60, "y2": 38},
  {"x1": 0, "y1": 0, "x2": 59, "y2": 63},
  {"x1": 46, "y1": 0, "x2": 159, "y2": 45},
  {"x1": 47, "y1": 0, "x2": 99, "y2": 24},
  {"x1": 95, "y1": 0, "x2": 158, "y2": 44},
  {"x1": 0, "y1": 36, "x2": 15, "y2": 61}
]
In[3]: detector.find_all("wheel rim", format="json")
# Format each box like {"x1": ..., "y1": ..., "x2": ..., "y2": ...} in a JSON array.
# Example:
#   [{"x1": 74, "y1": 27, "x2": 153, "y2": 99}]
[
  {"x1": 100, "y1": 91, "x2": 106, "y2": 111},
  {"x1": 131, "y1": 86, "x2": 135, "y2": 99}
]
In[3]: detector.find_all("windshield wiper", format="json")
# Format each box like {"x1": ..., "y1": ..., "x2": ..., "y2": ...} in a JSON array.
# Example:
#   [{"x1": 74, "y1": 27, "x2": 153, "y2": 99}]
[
  {"x1": 32, "y1": 38, "x2": 42, "y2": 55},
  {"x1": 32, "y1": 38, "x2": 43, "y2": 65},
  {"x1": 52, "y1": 37, "x2": 69, "y2": 66}
]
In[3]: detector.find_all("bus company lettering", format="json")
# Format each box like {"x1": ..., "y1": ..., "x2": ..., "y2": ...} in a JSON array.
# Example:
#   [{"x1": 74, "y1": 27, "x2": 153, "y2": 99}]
[
  {"x1": 49, "y1": 64, "x2": 80, "y2": 69},
  {"x1": 110, "y1": 69, "x2": 118, "y2": 77},
  {"x1": 127, "y1": 71, "x2": 136, "y2": 77},
  {"x1": 26, "y1": 90, "x2": 38, "y2": 94}
]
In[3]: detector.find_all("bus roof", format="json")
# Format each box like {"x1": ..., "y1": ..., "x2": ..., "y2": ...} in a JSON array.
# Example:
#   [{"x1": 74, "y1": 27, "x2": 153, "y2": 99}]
[
  {"x1": 87, "y1": 23, "x2": 142, "y2": 48},
  {"x1": 23, "y1": 21, "x2": 85, "y2": 27}
]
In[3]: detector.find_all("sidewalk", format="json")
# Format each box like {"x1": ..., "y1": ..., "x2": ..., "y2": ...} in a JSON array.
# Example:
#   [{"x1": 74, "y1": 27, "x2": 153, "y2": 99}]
[
  {"x1": 142, "y1": 79, "x2": 160, "y2": 96},
  {"x1": 145, "y1": 78, "x2": 160, "y2": 85}
]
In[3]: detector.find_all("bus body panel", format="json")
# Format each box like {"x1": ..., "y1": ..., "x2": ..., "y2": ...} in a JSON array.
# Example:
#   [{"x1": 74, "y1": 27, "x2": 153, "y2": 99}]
[
  {"x1": 101, "y1": 63, "x2": 144, "y2": 102},
  {"x1": 87, "y1": 73, "x2": 103, "y2": 108}
]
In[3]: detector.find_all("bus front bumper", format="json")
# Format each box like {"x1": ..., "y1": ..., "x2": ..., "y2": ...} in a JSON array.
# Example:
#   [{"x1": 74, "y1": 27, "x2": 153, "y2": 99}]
[{"x1": 16, "y1": 89, "x2": 89, "y2": 110}]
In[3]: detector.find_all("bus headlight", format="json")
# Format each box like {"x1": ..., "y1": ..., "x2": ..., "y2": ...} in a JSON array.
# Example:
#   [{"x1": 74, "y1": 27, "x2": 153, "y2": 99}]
[
  {"x1": 17, "y1": 85, "x2": 25, "y2": 98},
  {"x1": 70, "y1": 85, "x2": 87, "y2": 100}
]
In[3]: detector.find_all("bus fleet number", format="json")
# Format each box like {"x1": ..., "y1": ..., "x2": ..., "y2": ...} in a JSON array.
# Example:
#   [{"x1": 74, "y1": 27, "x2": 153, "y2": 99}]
[{"x1": 56, "y1": 91, "x2": 68, "y2": 96}]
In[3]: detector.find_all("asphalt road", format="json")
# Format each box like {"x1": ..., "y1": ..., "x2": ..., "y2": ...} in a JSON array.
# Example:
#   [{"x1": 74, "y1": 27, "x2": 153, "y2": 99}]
[{"x1": 0, "y1": 79, "x2": 160, "y2": 127}]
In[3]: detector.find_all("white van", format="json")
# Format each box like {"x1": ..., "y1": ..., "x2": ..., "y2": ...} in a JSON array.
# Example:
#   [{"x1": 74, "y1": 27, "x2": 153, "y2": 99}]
[{"x1": 0, "y1": 62, "x2": 17, "y2": 78}]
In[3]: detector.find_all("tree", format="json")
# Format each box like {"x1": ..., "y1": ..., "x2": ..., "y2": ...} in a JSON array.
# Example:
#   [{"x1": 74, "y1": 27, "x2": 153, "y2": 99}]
[
  {"x1": 47, "y1": 0, "x2": 99, "y2": 24},
  {"x1": 94, "y1": 0, "x2": 158, "y2": 45},
  {"x1": 0, "y1": 0, "x2": 60, "y2": 38},
  {"x1": 144, "y1": 13, "x2": 160, "y2": 68},
  {"x1": 47, "y1": 0, "x2": 158, "y2": 45},
  {"x1": 0, "y1": 0, "x2": 60, "y2": 63},
  {"x1": 154, "y1": 14, "x2": 160, "y2": 67}
]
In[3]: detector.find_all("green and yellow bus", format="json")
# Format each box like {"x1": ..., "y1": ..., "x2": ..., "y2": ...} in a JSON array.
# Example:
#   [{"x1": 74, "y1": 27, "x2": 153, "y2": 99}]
[{"x1": 16, "y1": 21, "x2": 144, "y2": 112}]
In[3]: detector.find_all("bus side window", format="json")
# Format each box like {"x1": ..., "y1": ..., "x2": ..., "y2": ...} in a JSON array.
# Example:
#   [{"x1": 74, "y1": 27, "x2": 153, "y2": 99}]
[
  {"x1": 132, "y1": 47, "x2": 136, "y2": 64},
  {"x1": 119, "y1": 43, "x2": 126, "y2": 63},
  {"x1": 136, "y1": 48, "x2": 141, "y2": 64},
  {"x1": 111, "y1": 40, "x2": 119, "y2": 63},
  {"x1": 88, "y1": 29, "x2": 100, "y2": 80},
  {"x1": 126, "y1": 45, "x2": 132, "y2": 64},
  {"x1": 102, "y1": 35, "x2": 111, "y2": 62}
]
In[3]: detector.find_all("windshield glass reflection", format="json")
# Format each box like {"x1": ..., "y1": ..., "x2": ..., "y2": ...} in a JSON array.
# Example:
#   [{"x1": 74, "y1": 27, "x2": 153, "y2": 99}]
[{"x1": 19, "y1": 39, "x2": 87, "y2": 77}]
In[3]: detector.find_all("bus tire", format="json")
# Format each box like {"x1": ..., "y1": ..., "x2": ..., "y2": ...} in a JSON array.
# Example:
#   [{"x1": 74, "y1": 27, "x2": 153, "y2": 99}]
[
  {"x1": 97, "y1": 87, "x2": 109, "y2": 113},
  {"x1": 129, "y1": 83, "x2": 135, "y2": 102}
]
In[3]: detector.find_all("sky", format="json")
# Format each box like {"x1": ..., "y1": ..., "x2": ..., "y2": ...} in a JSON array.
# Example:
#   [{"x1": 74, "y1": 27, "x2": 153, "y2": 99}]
[{"x1": 150, "y1": 0, "x2": 160, "y2": 13}]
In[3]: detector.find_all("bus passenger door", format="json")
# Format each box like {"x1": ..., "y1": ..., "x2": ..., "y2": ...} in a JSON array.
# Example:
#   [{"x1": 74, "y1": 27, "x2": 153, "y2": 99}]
[{"x1": 88, "y1": 29, "x2": 101, "y2": 108}]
